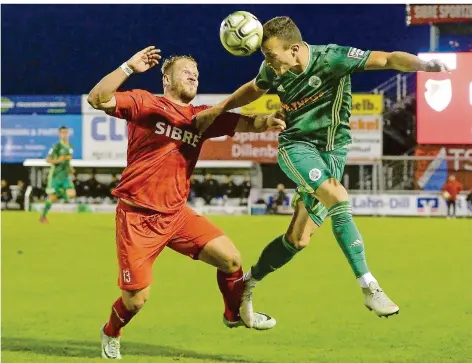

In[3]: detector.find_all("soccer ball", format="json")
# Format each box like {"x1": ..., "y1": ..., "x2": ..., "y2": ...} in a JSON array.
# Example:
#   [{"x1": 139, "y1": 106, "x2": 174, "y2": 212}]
[{"x1": 220, "y1": 11, "x2": 263, "y2": 56}]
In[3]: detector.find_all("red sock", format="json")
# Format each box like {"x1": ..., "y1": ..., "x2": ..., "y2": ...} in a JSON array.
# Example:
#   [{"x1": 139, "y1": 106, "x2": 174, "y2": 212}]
[
  {"x1": 104, "y1": 297, "x2": 137, "y2": 337},
  {"x1": 217, "y1": 268, "x2": 244, "y2": 322}
]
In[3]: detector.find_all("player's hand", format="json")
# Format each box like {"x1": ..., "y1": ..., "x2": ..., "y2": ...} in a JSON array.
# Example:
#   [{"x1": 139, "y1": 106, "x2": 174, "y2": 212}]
[
  {"x1": 195, "y1": 106, "x2": 224, "y2": 133},
  {"x1": 126, "y1": 46, "x2": 162, "y2": 73},
  {"x1": 425, "y1": 59, "x2": 451, "y2": 73},
  {"x1": 266, "y1": 111, "x2": 286, "y2": 132}
]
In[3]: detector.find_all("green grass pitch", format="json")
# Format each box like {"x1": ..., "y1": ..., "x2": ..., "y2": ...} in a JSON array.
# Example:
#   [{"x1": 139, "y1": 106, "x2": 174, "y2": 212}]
[{"x1": 2, "y1": 212, "x2": 471, "y2": 363}]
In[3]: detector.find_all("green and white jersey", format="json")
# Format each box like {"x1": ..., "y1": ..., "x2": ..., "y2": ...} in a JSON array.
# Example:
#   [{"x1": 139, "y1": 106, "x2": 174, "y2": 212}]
[
  {"x1": 48, "y1": 141, "x2": 73, "y2": 180},
  {"x1": 255, "y1": 44, "x2": 371, "y2": 151}
]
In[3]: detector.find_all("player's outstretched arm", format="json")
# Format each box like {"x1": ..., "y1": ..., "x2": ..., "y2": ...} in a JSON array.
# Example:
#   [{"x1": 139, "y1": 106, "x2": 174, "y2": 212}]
[
  {"x1": 235, "y1": 111, "x2": 286, "y2": 133},
  {"x1": 87, "y1": 46, "x2": 161, "y2": 113},
  {"x1": 219, "y1": 80, "x2": 268, "y2": 112},
  {"x1": 195, "y1": 80, "x2": 267, "y2": 129},
  {"x1": 364, "y1": 51, "x2": 451, "y2": 73}
]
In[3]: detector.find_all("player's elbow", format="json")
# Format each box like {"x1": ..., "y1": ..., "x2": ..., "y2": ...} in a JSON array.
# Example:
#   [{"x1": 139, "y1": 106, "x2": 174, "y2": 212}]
[
  {"x1": 365, "y1": 51, "x2": 390, "y2": 70},
  {"x1": 87, "y1": 92, "x2": 100, "y2": 109}
]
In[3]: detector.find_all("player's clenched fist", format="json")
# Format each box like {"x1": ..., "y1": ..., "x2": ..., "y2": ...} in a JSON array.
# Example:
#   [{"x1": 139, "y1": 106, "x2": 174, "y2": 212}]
[
  {"x1": 266, "y1": 111, "x2": 286, "y2": 132},
  {"x1": 126, "y1": 46, "x2": 162, "y2": 73},
  {"x1": 424, "y1": 59, "x2": 451, "y2": 73}
]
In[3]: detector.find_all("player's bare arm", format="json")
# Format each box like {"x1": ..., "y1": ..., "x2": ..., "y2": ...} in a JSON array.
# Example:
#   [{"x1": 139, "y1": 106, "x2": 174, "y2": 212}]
[
  {"x1": 46, "y1": 155, "x2": 63, "y2": 165},
  {"x1": 195, "y1": 80, "x2": 267, "y2": 126},
  {"x1": 87, "y1": 46, "x2": 161, "y2": 113},
  {"x1": 364, "y1": 51, "x2": 451, "y2": 73},
  {"x1": 219, "y1": 80, "x2": 268, "y2": 112},
  {"x1": 235, "y1": 111, "x2": 286, "y2": 133}
]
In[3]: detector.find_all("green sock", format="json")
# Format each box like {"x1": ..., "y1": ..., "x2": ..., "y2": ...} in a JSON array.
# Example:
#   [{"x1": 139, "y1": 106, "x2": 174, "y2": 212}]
[
  {"x1": 251, "y1": 234, "x2": 300, "y2": 281},
  {"x1": 41, "y1": 200, "x2": 53, "y2": 218},
  {"x1": 328, "y1": 201, "x2": 369, "y2": 278}
]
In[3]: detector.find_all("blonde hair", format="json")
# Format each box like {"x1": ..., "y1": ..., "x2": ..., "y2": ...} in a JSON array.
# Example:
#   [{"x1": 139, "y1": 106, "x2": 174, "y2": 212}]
[{"x1": 161, "y1": 55, "x2": 197, "y2": 75}]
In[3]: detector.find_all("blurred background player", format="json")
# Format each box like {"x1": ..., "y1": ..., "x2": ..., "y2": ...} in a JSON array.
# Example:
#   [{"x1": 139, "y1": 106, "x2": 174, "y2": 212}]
[
  {"x1": 442, "y1": 174, "x2": 463, "y2": 219},
  {"x1": 269, "y1": 183, "x2": 287, "y2": 214},
  {"x1": 467, "y1": 189, "x2": 472, "y2": 216},
  {"x1": 88, "y1": 46, "x2": 285, "y2": 359},
  {"x1": 197, "y1": 16, "x2": 451, "y2": 327},
  {"x1": 40, "y1": 126, "x2": 75, "y2": 223}
]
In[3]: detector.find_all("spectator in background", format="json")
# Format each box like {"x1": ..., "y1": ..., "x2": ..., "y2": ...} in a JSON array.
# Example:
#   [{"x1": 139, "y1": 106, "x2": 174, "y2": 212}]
[
  {"x1": 71, "y1": 172, "x2": 83, "y2": 198},
  {"x1": 1, "y1": 179, "x2": 12, "y2": 208},
  {"x1": 109, "y1": 174, "x2": 119, "y2": 201},
  {"x1": 83, "y1": 172, "x2": 106, "y2": 200},
  {"x1": 201, "y1": 173, "x2": 219, "y2": 205},
  {"x1": 442, "y1": 174, "x2": 463, "y2": 219},
  {"x1": 189, "y1": 175, "x2": 201, "y2": 203},
  {"x1": 222, "y1": 175, "x2": 237, "y2": 199},
  {"x1": 467, "y1": 189, "x2": 472, "y2": 215},
  {"x1": 240, "y1": 174, "x2": 251, "y2": 199},
  {"x1": 269, "y1": 183, "x2": 287, "y2": 214},
  {"x1": 16, "y1": 180, "x2": 27, "y2": 210}
]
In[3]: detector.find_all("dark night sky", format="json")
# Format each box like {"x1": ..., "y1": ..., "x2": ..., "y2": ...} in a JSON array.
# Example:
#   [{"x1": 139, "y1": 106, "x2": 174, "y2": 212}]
[{"x1": 0, "y1": 4, "x2": 453, "y2": 95}]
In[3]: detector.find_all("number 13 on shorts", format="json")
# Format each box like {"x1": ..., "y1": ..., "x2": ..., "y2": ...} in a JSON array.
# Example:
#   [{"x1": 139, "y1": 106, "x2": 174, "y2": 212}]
[{"x1": 122, "y1": 269, "x2": 131, "y2": 284}]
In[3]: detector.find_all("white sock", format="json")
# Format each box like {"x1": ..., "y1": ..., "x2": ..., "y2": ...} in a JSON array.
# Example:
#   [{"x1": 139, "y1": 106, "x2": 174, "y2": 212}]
[
  {"x1": 243, "y1": 270, "x2": 252, "y2": 282},
  {"x1": 358, "y1": 272, "x2": 377, "y2": 288}
]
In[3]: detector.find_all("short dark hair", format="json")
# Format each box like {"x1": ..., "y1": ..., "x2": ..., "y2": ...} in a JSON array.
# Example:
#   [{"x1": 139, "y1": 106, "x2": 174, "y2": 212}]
[
  {"x1": 161, "y1": 55, "x2": 197, "y2": 75},
  {"x1": 59, "y1": 126, "x2": 68, "y2": 131},
  {"x1": 262, "y1": 16, "x2": 303, "y2": 47}
]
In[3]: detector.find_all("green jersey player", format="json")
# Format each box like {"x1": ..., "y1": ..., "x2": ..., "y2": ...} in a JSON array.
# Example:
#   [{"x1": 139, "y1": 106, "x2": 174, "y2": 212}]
[
  {"x1": 197, "y1": 16, "x2": 449, "y2": 326},
  {"x1": 40, "y1": 126, "x2": 76, "y2": 223}
]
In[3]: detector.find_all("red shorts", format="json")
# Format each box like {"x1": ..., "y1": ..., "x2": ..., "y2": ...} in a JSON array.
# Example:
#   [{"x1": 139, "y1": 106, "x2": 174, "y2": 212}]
[{"x1": 115, "y1": 200, "x2": 224, "y2": 290}]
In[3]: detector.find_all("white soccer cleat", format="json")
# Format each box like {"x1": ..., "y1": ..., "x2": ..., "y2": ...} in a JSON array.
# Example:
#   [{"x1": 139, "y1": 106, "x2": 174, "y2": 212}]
[
  {"x1": 252, "y1": 312, "x2": 277, "y2": 330},
  {"x1": 101, "y1": 324, "x2": 122, "y2": 360},
  {"x1": 223, "y1": 312, "x2": 276, "y2": 330},
  {"x1": 363, "y1": 282, "x2": 400, "y2": 318},
  {"x1": 239, "y1": 277, "x2": 258, "y2": 328}
]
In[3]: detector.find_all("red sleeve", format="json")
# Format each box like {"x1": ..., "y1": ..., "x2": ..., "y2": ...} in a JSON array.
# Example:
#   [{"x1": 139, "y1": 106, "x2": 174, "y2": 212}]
[
  {"x1": 203, "y1": 112, "x2": 240, "y2": 139},
  {"x1": 107, "y1": 89, "x2": 151, "y2": 122}
]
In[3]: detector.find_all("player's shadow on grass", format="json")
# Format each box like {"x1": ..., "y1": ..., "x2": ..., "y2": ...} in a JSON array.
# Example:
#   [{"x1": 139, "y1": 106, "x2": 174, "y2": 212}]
[{"x1": 2, "y1": 336, "x2": 272, "y2": 363}]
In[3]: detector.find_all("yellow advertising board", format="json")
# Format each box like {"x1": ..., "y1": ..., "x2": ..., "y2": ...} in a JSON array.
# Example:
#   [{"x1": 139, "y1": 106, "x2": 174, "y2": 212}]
[{"x1": 241, "y1": 93, "x2": 383, "y2": 115}]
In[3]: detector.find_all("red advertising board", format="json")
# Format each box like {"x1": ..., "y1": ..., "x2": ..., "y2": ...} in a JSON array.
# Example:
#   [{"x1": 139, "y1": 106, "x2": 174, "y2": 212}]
[
  {"x1": 414, "y1": 145, "x2": 472, "y2": 191},
  {"x1": 417, "y1": 53, "x2": 472, "y2": 145},
  {"x1": 407, "y1": 5, "x2": 472, "y2": 25}
]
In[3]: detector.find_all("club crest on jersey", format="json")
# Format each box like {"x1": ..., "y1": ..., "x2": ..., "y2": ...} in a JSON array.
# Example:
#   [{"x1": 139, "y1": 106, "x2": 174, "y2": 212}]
[{"x1": 308, "y1": 76, "x2": 322, "y2": 89}]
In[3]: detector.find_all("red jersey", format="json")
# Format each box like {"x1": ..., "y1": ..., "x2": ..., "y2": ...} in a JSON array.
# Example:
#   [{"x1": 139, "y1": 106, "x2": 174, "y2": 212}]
[
  {"x1": 108, "y1": 89, "x2": 239, "y2": 214},
  {"x1": 442, "y1": 180, "x2": 463, "y2": 201}
]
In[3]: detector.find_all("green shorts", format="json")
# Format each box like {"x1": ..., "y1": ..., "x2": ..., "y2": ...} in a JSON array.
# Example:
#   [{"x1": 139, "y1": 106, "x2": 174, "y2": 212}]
[
  {"x1": 278, "y1": 143, "x2": 348, "y2": 226},
  {"x1": 46, "y1": 178, "x2": 75, "y2": 197}
]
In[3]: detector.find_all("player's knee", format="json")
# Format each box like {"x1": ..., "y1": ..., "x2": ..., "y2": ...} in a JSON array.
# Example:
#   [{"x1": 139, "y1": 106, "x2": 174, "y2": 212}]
[
  {"x1": 220, "y1": 250, "x2": 242, "y2": 274},
  {"x1": 316, "y1": 179, "x2": 349, "y2": 208},
  {"x1": 122, "y1": 289, "x2": 149, "y2": 313},
  {"x1": 285, "y1": 230, "x2": 311, "y2": 250}
]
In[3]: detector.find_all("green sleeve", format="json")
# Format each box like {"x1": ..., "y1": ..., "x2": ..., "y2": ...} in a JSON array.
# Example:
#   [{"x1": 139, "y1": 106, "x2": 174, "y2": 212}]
[
  {"x1": 326, "y1": 44, "x2": 371, "y2": 77},
  {"x1": 48, "y1": 143, "x2": 59, "y2": 158},
  {"x1": 254, "y1": 61, "x2": 276, "y2": 90}
]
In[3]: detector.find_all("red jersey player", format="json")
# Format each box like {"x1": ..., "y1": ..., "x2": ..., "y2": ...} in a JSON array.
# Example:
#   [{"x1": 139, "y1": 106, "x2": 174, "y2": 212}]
[{"x1": 87, "y1": 46, "x2": 285, "y2": 360}]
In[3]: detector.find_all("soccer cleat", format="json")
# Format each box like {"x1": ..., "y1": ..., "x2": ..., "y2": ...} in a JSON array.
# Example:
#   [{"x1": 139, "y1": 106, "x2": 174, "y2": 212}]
[
  {"x1": 363, "y1": 282, "x2": 399, "y2": 318},
  {"x1": 223, "y1": 312, "x2": 276, "y2": 330},
  {"x1": 39, "y1": 217, "x2": 48, "y2": 224},
  {"x1": 239, "y1": 277, "x2": 258, "y2": 328},
  {"x1": 101, "y1": 324, "x2": 122, "y2": 360}
]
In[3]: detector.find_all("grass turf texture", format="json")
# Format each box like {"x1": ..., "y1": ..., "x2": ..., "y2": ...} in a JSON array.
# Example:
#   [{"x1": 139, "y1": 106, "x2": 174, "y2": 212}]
[{"x1": 2, "y1": 212, "x2": 471, "y2": 363}]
